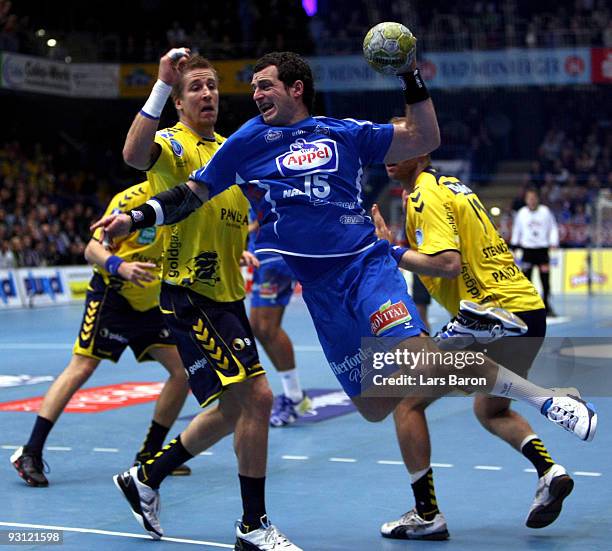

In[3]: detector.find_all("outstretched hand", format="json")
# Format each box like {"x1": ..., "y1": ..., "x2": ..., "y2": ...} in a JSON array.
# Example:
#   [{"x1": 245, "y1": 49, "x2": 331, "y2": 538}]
[
  {"x1": 90, "y1": 213, "x2": 133, "y2": 247},
  {"x1": 371, "y1": 204, "x2": 394, "y2": 243}
]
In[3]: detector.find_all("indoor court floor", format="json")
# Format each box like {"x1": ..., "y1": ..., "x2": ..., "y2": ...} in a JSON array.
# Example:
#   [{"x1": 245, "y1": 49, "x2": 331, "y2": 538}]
[{"x1": 1, "y1": 294, "x2": 610, "y2": 550}]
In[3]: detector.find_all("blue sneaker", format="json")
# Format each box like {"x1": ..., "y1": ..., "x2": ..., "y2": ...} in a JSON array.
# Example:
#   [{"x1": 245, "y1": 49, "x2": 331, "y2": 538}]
[{"x1": 270, "y1": 393, "x2": 312, "y2": 427}]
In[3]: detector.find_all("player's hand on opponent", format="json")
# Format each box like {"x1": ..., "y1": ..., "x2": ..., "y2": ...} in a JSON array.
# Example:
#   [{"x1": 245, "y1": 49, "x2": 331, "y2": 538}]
[
  {"x1": 90, "y1": 213, "x2": 133, "y2": 245},
  {"x1": 117, "y1": 261, "x2": 157, "y2": 287},
  {"x1": 158, "y1": 47, "x2": 191, "y2": 86},
  {"x1": 371, "y1": 204, "x2": 394, "y2": 243},
  {"x1": 240, "y1": 250, "x2": 260, "y2": 268}
]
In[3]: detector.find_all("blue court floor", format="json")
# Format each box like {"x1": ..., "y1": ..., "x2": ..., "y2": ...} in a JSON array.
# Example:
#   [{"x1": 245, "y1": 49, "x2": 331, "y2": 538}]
[{"x1": 0, "y1": 295, "x2": 610, "y2": 550}]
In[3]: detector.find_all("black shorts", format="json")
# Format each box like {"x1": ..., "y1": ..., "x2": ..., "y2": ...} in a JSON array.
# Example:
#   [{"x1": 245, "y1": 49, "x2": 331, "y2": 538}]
[
  {"x1": 73, "y1": 274, "x2": 175, "y2": 362},
  {"x1": 160, "y1": 283, "x2": 264, "y2": 408},
  {"x1": 521, "y1": 247, "x2": 550, "y2": 267},
  {"x1": 472, "y1": 308, "x2": 547, "y2": 377},
  {"x1": 412, "y1": 275, "x2": 431, "y2": 306}
]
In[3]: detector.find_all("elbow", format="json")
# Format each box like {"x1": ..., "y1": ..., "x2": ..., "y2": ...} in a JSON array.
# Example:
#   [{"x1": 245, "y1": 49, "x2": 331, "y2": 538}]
[
  {"x1": 442, "y1": 257, "x2": 461, "y2": 278},
  {"x1": 83, "y1": 242, "x2": 94, "y2": 264},
  {"x1": 122, "y1": 146, "x2": 147, "y2": 171},
  {"x1": 426, "y1": 126, "x2": 441, "y2": 154}
]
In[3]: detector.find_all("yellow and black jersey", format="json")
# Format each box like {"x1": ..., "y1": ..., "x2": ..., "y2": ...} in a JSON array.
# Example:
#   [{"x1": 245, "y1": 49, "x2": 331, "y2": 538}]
[
  {"x1": 148, "y1": 122, "x2": 249, "y2": 302},
  {"x1": 404, "y1": 168, "x2": 544, "y2": 316},
  {"x1": 93, "y1": 182, "x2": 163, "y2": 311}
]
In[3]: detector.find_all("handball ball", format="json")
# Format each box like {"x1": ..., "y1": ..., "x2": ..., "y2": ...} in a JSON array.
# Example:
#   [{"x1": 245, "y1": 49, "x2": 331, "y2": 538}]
[{"x1": 363, "y1": 22, "x2": 416, "y2": 75}]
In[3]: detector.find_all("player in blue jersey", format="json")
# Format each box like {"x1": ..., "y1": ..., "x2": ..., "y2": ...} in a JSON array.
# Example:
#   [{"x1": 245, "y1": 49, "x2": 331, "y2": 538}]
[
  {"x1": 248, "y1": 215, "x2": 311, "y2": 427},
  {"x1": 93, "y1": 50, "x2": 598, "y2": 536}
]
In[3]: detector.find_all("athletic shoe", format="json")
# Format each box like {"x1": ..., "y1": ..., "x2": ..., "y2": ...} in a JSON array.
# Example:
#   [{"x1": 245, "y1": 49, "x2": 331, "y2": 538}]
[
  {"x1": 542, "y1": 394, "x2": 597, "y2": 442},
  {"x1": 269, "y1": 393, "x2": 312, "y2": 427},
  {"x1": 526, "y1": 464, "x2": 574, "y2": 528},
  {"x1": 380, "y1": 509, "x2": 449, "y2": 540},
  {"x1": 113, "y1": 466, "x2": 163, "y2": 540},
  {"x1": 10, "y1": 446, "x2": 49, "y2": 487},
  {"x1": 434, "y1": 300, "x2": 528, "y2": 350},
  {"x1": 134, "y1": 453, "x2": 191, "y2": 476},
  {"x1": 235, "y1": 515, "x2": 302, "y2": 550}
]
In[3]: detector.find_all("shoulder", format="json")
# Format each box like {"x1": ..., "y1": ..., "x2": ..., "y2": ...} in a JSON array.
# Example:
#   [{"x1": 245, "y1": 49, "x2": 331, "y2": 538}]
[{"x1": 108, "y1": 182, "x2": 150, "y2": 212}]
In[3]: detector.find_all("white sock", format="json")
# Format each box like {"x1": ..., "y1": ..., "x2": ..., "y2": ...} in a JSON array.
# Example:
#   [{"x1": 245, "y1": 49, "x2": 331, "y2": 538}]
[
  {"x1": 490, "y1": 365, "x2": 551, "y2": 411},
  {"x1": 280, "y1": 369, "x2": 303, "y2": 402},
  {"x1": 519, "y1": 433, "x2": 538, "y2": 450},
  {"x1": 410, "y1": 466, "x2": 431, "y2": 484}
]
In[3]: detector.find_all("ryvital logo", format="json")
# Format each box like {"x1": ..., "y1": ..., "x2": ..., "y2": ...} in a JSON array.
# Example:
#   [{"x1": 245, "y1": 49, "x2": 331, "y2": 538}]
[{"x1": 275, "y1": 138, "x2": 338, "y2": 177}]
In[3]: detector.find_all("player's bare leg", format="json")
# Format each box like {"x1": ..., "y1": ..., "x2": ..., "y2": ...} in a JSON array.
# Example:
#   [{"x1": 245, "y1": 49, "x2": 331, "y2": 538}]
[
  {"x1": 11, "y1": 354, "x2": 99, "y2": 486},
  {"x1": 251, "y1": 305, "x2": 311, "y2": 426}
]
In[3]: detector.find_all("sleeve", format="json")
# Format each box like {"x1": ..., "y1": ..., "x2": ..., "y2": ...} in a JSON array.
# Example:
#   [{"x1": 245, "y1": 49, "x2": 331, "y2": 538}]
[
  {"x1": 189, "y1": 135, "x2": 242, "y2": 199},
  {"x1": 510, "y1": 209, "x2": 523, "y2": 246},
  {"x1": 150, "y1": 133, "x2": 181, "y2": 192},
  {"x1": 406, "y1": 185, "x2": 459, "y2": 255},
  {"x1": 547, "y1": 207, "x2": 560, "y2": 247},
  {"x1": 343, "y1": 119, "x2": 394, "y2": 166}
]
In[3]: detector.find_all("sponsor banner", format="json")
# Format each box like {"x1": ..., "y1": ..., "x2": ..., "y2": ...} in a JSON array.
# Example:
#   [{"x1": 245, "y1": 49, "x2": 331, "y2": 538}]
[
  {"x1": 591, "y1": 47, "x2": 612, "y2": 84},
  {"x1": 420, "y1": 48, "x2": 591, "y2": 88},
  {"x1": 0, "y1": 375, "x2": 54, "y2": 388},
  {"x1": 307, "y1": 49, "x2": 591, "y2": 91},
  {"x1": 0, "y1": 382, "x2": 164, "y2": 413},
  {"x1": 62, "y1": 265, "x2": 93, "y2": 300},
  {"x1": 15, "y1": 267, "x2": 68, "y2": 307},
  {"x1": 0, "y1": 269, "x2": 21, "y2": 309},
  {"x1": 563, "y1": 249, "x2": 612, "y2": 294},
  {"x1": 215, "y1": 59, "x2": 257, "y2": 95},
  {"x1": 0, "y1": 52, "x2": 118, "y2": 97},
  {"x1": 119, "y1": 63, "x2": 158, "y2": 97}
]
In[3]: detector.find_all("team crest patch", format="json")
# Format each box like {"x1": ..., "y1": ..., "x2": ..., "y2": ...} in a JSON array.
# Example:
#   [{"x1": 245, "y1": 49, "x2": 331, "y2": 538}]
[
  {"x1": 415, "y1": 228, "x2": 424, "y2": 246},
  {"x1": 265, "y1": 129, "x2": 283, "y2": 143},
  {"x1": 170, "y1": 138, "x2": 184, "y2": 157},
  {"x1": 369, "y1": 299, "x2": 412, "y2": 336},
  {"x1": 276, "y1": 138, "x2": 338, "y2": 177}
]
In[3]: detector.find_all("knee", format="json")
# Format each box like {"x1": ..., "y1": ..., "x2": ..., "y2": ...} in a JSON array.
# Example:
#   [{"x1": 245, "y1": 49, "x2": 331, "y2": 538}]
[
  {"x1": 247, "y1": 378, "x2": 274, "y2": 415},
  {"x1": 251, "y1": 319, "x2": 278, "y2": 344},
  {"x1": 66, "y1": 356, "x2": 97, "y2": 382}
]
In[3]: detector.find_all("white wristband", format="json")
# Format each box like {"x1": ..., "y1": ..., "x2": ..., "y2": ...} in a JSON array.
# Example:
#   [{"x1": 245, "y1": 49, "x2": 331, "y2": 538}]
[{"x1": 140, "y1": 79, "x2": 172, "y2": 120}]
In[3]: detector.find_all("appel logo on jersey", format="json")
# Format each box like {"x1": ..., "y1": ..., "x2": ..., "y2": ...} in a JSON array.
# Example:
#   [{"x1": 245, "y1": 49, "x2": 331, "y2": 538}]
[
  {"x1": 369, "y1": 300, "x2": 412, "y2": 336},
  {"x1": 276, "y1": 138, "x2": 338, "y2": 177}
]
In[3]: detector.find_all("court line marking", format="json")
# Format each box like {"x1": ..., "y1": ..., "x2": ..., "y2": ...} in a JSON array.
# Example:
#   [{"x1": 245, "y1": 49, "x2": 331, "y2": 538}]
[
  {"x1": 474, "y1": 465, "x2": 502, "y2": 471},
  {"x1": 199, "y1": 451, "x2": 214, "y2": 456},
  {"x1": 377, "y1": 460, "x2": 404, "y2": 465},
  {"x1": 0, "y1": 521, "x2": 234, "y2": 548},
  {"x1": 282, "y1": 455, "x2": 309, "y2": 460},
  {"x1": 329, "y1": 457, "x2": 357, "y2": 463},
  {"x1": 431, "y1": 463, "x2": 454, "y2": 468},
  {"x1": 92, "y1": 448, "x2": 119, "y2": 453},
  {"x1": 46, "y1": 446, "x2": 72, "y2": 451},
  {"x1": 573, "y1": 471, "x2": 602, "y2": 477}
]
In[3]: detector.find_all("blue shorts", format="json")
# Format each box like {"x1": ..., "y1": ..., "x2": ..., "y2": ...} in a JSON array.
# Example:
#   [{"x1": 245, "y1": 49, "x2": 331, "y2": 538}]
[
  {"x1": 300, "y1": 240, "x2": 426, "y2": 398},
  {"x1": 251, "y1": 254, "x2": 296, "y2": 308}
]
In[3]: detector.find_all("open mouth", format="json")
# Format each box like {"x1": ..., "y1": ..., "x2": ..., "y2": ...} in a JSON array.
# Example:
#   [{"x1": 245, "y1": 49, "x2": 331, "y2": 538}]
[
  {"x1": 259, "y1": 103, "x2": 274, "y2": 115},
  {"x1": 201, "y1": 105, "x2": 215, "y2": 113}
]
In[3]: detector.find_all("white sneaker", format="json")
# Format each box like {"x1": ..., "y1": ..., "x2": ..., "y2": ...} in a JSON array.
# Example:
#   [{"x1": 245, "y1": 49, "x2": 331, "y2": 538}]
[
  {"x1": 235, "y1": 516, "x2": 302, "y2": 550},
  {"x1": 543, "y1": 394, "x2": 597, "y2": 441},
  {"x1": 526, "y1": 464, "x2": 574, "y2": 528},
  {"x1": 434, "y1": 300, "x2": 527, "y2": 350},
  {"x1": 113, "y1": 466, "x2": 163, "y2": 540},
  {"x1": 380, "y1": 509, "x2": 449, "y2": 540}
]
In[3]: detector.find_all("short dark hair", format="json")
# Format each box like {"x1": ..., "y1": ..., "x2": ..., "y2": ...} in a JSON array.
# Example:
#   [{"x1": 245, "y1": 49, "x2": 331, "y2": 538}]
[
  {"x1": 171, "y1": 55, "x2": 217, "y2": 101},
  {"x1": 253, "y1": 51, "x2": 315, "y2": 113}
]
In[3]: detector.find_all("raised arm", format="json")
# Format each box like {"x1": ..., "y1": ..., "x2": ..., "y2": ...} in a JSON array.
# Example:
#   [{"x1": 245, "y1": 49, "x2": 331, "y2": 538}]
[
  {"x1": 384, "y1": 60, "x2": 441, "y2": 164},
  {"x1": 123, "y1": 48, "x2": 190, "y2": 170}
]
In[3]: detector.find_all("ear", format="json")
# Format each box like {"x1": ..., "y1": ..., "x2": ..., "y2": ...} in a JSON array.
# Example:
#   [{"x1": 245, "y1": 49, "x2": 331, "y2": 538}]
[
  {"x1": 291, "y1": 80, "x2": 304, "y2": 99},
  {"x1": 174, "y1": 97, "x2": 182, "y2": 112}
]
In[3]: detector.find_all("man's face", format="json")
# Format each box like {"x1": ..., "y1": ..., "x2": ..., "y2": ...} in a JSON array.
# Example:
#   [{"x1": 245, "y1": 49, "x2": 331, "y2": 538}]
[
  {"x1": 526, "y1": 191, "x2": 539, "y2": 210},
  {"x1": 175, "y1": 68, "x2": 219, "y2": 131},
  {"x1": 385, "y1": 157, "x2": 421, "y2": 183},
  {"x1": 251, "y1": 65, "x2": 300, "y2": 126}
]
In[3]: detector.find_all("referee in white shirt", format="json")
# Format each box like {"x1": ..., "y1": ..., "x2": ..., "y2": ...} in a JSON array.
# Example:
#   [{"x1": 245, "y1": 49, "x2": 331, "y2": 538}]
[{"x1": 511, "y1": 188, "x2": 559, "y2": 316}]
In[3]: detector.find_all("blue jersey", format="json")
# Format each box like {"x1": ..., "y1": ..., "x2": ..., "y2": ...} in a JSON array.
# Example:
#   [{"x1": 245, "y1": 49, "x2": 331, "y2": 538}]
[{"x1": 190, "y1": 115, "x2": 394, "y2": 278}]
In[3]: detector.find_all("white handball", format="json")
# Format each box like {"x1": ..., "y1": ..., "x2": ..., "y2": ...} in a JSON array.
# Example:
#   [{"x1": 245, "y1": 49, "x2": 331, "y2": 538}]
[{"x1": 363, "y1": 22, "x2": 417, "y2": 75}]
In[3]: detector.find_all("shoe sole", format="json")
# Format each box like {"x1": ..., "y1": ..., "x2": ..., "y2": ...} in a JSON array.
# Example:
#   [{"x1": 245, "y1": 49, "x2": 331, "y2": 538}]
[
  {"x1": 585, "y1": 403, "x2": 597, "y2": 442},
  {"x1": 526, "y1": 475, "x2": 574, "y2": 528},
  {"x1": 381, "y1": 528, "x2": 450, "y2": 541},
  {"x1": 113, "y1": 474, "x2": 162, "y2": 540},
  {"x1": 170, "y1": 465, "x2": 192, "y2": 476}
]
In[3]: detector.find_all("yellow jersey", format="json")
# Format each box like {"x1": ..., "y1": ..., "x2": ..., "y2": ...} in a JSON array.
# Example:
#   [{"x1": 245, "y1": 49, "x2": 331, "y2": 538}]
[
  {"x1": 404, "y1": 168, "x2": 544, "y2": 316},
  {"x1": 148, "y1": 122, "x2": 249, "y2": 302},
  {"x1": 93, "y1": 182, "x2": 163, "y2": 311}
]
